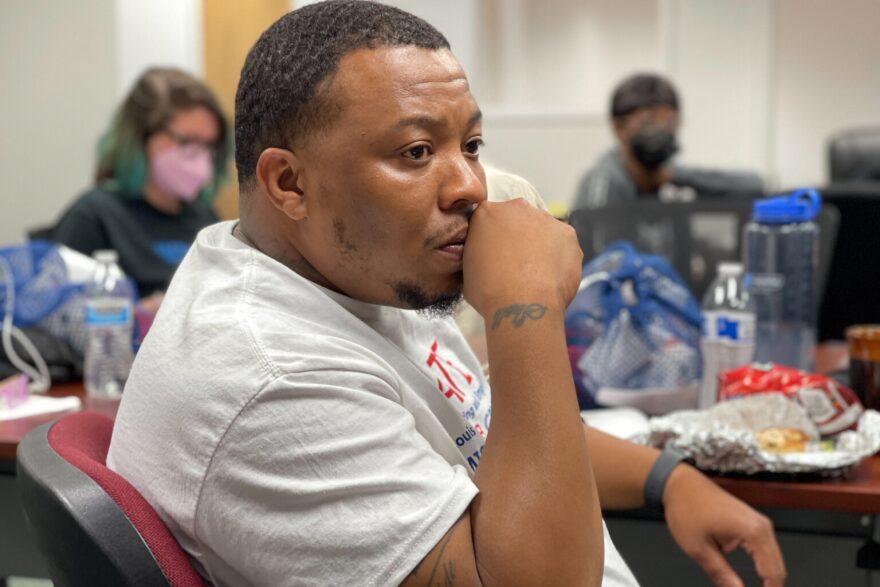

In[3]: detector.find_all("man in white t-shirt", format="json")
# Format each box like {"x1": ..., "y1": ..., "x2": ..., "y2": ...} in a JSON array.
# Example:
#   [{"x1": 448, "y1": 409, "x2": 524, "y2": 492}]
[{"x1": 107, "y1": 2, "x2": 786, "y2": 586}]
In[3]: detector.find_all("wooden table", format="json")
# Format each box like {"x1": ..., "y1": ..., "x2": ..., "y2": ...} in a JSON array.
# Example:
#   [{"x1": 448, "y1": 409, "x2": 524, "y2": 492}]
[{"x1": 715, "y1": 458, "x2": 880, "y2": 514}]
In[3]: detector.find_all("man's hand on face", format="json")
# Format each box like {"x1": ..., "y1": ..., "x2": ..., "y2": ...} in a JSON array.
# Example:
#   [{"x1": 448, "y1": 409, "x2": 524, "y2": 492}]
[
  {"x1": 462, "y1": 198, "x2": 582, "y2": 321},
  {"x1": 663, "y1": 465, "x2": 787, "y2": 587}
]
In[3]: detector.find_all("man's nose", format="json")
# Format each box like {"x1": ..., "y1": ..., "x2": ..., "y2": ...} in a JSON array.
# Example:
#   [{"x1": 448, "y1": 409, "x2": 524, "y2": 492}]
[{"x1": 439, "y1": 154, "x2": 486, "y2": 212}]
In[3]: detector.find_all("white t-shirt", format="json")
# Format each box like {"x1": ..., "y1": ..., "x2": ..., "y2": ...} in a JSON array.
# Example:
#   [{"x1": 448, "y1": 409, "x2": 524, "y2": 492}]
[{"x1": 108, "y1": 221, "x2": 638, "y2": 587}]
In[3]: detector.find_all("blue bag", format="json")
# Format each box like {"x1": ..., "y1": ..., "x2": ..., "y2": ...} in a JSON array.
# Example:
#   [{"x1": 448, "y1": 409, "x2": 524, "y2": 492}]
[
  {"x1": 0, "y1": 241, "x2": 83, "y2": 327},
  {"x1": 565, "y1": 241, "x2": 702, "y2": 413},
  {"x1": 0, "y1": 242, "x2": 91, "y2": 387}
]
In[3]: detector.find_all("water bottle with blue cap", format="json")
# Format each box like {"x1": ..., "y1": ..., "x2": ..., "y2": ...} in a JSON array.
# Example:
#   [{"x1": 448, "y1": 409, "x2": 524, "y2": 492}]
[{"x1": 744, "y1": 188, "x2": 821, "y2": 371}]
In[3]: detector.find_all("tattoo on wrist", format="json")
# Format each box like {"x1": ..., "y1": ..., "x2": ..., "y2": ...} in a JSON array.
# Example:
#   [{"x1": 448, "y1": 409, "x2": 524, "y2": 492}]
[
  {"x1": 425, "y1": 529, "x2": 455, "y2": 587},
  {"x1": 490, "y1": 303, "x2": 547, "y2": 330},
  {"x1": 442, "y1": 561, "x2": 455, "y2": 586}
]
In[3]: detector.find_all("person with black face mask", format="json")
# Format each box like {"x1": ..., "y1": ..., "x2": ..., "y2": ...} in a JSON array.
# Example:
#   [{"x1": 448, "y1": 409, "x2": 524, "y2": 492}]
[
  {"x1": 630, "y1": 125, "x2": 679, "y2": 170},
  {"x1": 573, "y1": 73, "x2": 763, "y2": 210}
]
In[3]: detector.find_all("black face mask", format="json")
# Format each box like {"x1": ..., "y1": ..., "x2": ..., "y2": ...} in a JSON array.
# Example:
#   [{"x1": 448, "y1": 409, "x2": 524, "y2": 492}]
[{"x1": 629, "y1": 128, "x2": 679, "y2": 170}]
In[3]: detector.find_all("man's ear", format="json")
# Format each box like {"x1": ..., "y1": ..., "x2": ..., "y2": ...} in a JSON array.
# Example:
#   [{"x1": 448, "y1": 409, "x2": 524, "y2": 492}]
[{"x1": 255, "y1": 148, "x2": 308, "y2": 220}]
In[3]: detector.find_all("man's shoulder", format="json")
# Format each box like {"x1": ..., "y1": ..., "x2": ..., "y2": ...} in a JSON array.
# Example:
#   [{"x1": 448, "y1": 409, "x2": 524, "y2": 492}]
[
  {"x1": 49, "y1": 187, "x2": 134, "y2": 250},
  {"x1": 484, "y1": 164, "x2": 548, "y2": 210},
  {"x1": 180, "y1": 199, "x2": 220, "y2": 223},
  {"x1": 58, "y1": 185, "x2": 124, "y2": 219},
  {"x1": 80, "y1": 184, "x2": 135, "y2": 208},
  {"x1": 584, "y1": 149, "x2": 629, "y2": 184},
  {"x1": 114, "y1": 261, "x2": 404, "y2": 451},
  {"x1": 173, "y1": 243, "x2": 404, "y2": 382},
  {"x1": 575, "y1": 149, "x2": 636, "y2": 209}
]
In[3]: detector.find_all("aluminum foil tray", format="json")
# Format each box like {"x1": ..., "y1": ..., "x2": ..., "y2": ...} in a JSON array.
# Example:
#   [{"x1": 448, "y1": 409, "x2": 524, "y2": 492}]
[{"x1": 646, "y1": 394, "x2": 880, "y2": 476}]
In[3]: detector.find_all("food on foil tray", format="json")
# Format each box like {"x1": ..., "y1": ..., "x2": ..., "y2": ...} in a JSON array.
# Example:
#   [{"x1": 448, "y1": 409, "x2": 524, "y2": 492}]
[
  {"x1": 754, "y1": 427, "x2": 810, "y2": 453},
  {"x1": 647, "y1": 393, "x2": 880, "y2": 474},
  {"x1": 719, "y1": 363, "x2": 863, "y2": 437}
]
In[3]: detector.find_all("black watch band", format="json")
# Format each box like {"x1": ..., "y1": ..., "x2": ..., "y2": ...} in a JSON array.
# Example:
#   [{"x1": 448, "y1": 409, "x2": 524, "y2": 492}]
[{"x1": 643, "y1": 448, "x2": 687, "y2": 511}]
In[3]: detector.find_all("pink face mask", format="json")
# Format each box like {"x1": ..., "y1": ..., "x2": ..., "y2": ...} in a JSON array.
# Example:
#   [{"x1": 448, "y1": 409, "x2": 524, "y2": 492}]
[{"x1": 150, "y1": 145, "x2": 213, "y2": 202}]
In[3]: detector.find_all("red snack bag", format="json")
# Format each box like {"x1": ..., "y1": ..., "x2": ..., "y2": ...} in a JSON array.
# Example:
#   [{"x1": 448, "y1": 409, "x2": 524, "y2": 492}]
[{"x1": 719, "y1": 363, "x2": 863, "y2": 436}]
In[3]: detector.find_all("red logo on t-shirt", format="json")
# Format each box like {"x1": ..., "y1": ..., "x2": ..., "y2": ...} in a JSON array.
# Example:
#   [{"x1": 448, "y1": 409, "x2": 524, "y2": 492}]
[{"x1": 426, "y1": 339, "x2": 474, "y2": 404}]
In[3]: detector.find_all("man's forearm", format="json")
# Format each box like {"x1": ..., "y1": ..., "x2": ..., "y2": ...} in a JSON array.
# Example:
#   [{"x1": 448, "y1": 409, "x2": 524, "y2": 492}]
[
  {"x1": 472, "y1": 303, "x2": 603, "y2": 586},
  {"x1": 584, "y1": 425, "x2": 663, "y2": 510},
  {"x1": 585, "y1": 427, "x2": 788, "y2": 586}
]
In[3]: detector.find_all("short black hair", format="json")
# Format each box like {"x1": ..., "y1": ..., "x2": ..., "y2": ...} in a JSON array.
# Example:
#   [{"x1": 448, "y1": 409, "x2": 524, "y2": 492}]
[
  {"x1": 610, "y1": 73, "x2": 679, "y2": 119},
  {"x1": 235, "y1": 0, "x2": 450, "y2": 185}
]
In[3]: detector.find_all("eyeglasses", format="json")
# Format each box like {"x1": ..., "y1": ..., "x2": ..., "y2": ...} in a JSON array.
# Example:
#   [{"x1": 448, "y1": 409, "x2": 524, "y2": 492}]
[{"x1": 161, "y1": 128, "x2": 221, "y2": 159}]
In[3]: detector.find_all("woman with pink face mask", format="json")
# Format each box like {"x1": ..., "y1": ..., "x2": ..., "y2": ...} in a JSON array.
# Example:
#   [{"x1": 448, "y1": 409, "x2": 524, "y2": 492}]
[{"x1": 48, "y1": 67, "x2": 230, "y2": 299}]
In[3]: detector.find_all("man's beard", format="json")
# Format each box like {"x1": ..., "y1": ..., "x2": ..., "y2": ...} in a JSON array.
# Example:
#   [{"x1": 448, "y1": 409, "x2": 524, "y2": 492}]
[{"x1": 393, "y1": 281, "x2": 463, "y2": 319}]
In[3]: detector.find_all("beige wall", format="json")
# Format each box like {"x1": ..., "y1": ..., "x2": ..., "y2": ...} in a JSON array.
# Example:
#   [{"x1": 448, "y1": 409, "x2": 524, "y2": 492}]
[
  {"x1": 773, "y1": 0, "x2": 880, "y2": 188},
  {"x1": 2, "y1": 0, "x2": 879, "y2": 243},
  {"x1": 0, "y1": 0, "x2": 118, "y2": 245},
  {"x1": 399, "y1": 0, "x2": 880, "y2": 207}
]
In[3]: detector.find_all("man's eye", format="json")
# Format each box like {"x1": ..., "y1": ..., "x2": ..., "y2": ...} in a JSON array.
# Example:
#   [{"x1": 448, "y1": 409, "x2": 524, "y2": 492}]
[
  {"x1": 464, "y1": 138, "x2": 484, "y2": 156},
  {"x1": 404, "y1": 145, "x2": 431, "y2": 160}
]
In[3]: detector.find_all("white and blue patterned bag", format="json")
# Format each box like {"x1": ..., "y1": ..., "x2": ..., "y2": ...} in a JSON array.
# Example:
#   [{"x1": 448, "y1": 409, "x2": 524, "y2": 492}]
[{"x1": 565, "y1": 241, "x2": 702, "y2": 414}]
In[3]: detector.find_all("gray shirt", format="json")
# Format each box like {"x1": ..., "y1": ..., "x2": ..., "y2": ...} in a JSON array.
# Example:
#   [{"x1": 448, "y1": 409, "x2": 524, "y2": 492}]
[{"x1": 574, "y1": 149, "x2": 638, "y2": 210}]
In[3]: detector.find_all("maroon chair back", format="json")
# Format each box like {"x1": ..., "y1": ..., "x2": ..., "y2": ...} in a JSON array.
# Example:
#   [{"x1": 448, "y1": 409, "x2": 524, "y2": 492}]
[{"x1": 17, "y1": 410, "x2": 205, "y2": 587}]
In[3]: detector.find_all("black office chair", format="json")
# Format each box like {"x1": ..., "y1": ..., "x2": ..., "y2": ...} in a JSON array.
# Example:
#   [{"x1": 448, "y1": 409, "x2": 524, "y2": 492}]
[
  {"x1": 568, "y1": 198, "x2": 839, "y2": 304},
  {"x1": 818, "y1": 184, "x2": 880, "y2": 341},
  {"x1": 16, "y1": 411, "x2": 205, "y2": 587},
  {"x1": 823, "y1": 129, "x2": 880, "y2": 340},
  {"x1": 828, "y1": 127, "x2": 880, "y2": 183}
]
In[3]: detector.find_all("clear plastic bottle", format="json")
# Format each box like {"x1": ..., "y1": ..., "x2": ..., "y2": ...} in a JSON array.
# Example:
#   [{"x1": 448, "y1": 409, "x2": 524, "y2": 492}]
[
  {"x1": 743, "y1": 189, "x2": 820, "y2": 372},
  {"x1": 83, "y1": 250, "x2": 134, "y2": 397},
  {"x1": 699, "y1": 262, "x2": 756, "y2": 409}
]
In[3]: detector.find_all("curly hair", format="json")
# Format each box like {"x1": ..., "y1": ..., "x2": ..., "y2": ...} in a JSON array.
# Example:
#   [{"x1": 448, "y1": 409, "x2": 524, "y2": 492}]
[
  {"x1": 96, "y1": 67, "x2": 230, "y2": 202},
  {"x1": 234, "y1": 0, "x2": 449, "y2": 186},
  {"x1": 610, "y1": 73, "x2": 679, "y2": 120}
]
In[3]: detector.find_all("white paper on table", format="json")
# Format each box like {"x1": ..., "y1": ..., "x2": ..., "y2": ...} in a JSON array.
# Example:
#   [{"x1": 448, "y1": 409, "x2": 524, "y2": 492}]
[
  {"x1": 595, "y1": 382, "x2": 699, "y2": 416},
  {"x1": 581, "y1": 407, "x2": 650, "y2": 441},
  {"x1": 0, "y1": 395, "x2": 81, "y2": 421}
]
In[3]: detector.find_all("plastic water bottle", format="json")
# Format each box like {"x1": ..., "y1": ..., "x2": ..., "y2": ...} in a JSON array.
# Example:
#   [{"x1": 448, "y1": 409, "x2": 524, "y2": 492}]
[
  {"x1": 83, "y1": 250, "x2": 134, "y2": 397},
  {"x1": 744, "y1": 189, "x2": 820, "y2": 371},
  {"x1": 699, "y1": 262, "x2": 756, "y2": 408}
]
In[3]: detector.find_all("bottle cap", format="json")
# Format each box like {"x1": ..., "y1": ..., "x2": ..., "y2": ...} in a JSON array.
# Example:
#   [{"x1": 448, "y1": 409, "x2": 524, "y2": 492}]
[
  {"x1": 752, "y1": 188, "x2": 821, "y2": 224},
  {"x1": 93, "y1": 249, "x2": 118, "y2": 264},
  {"x1": 717, "y1": 262, "x2": 744, "y2": 276}
]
